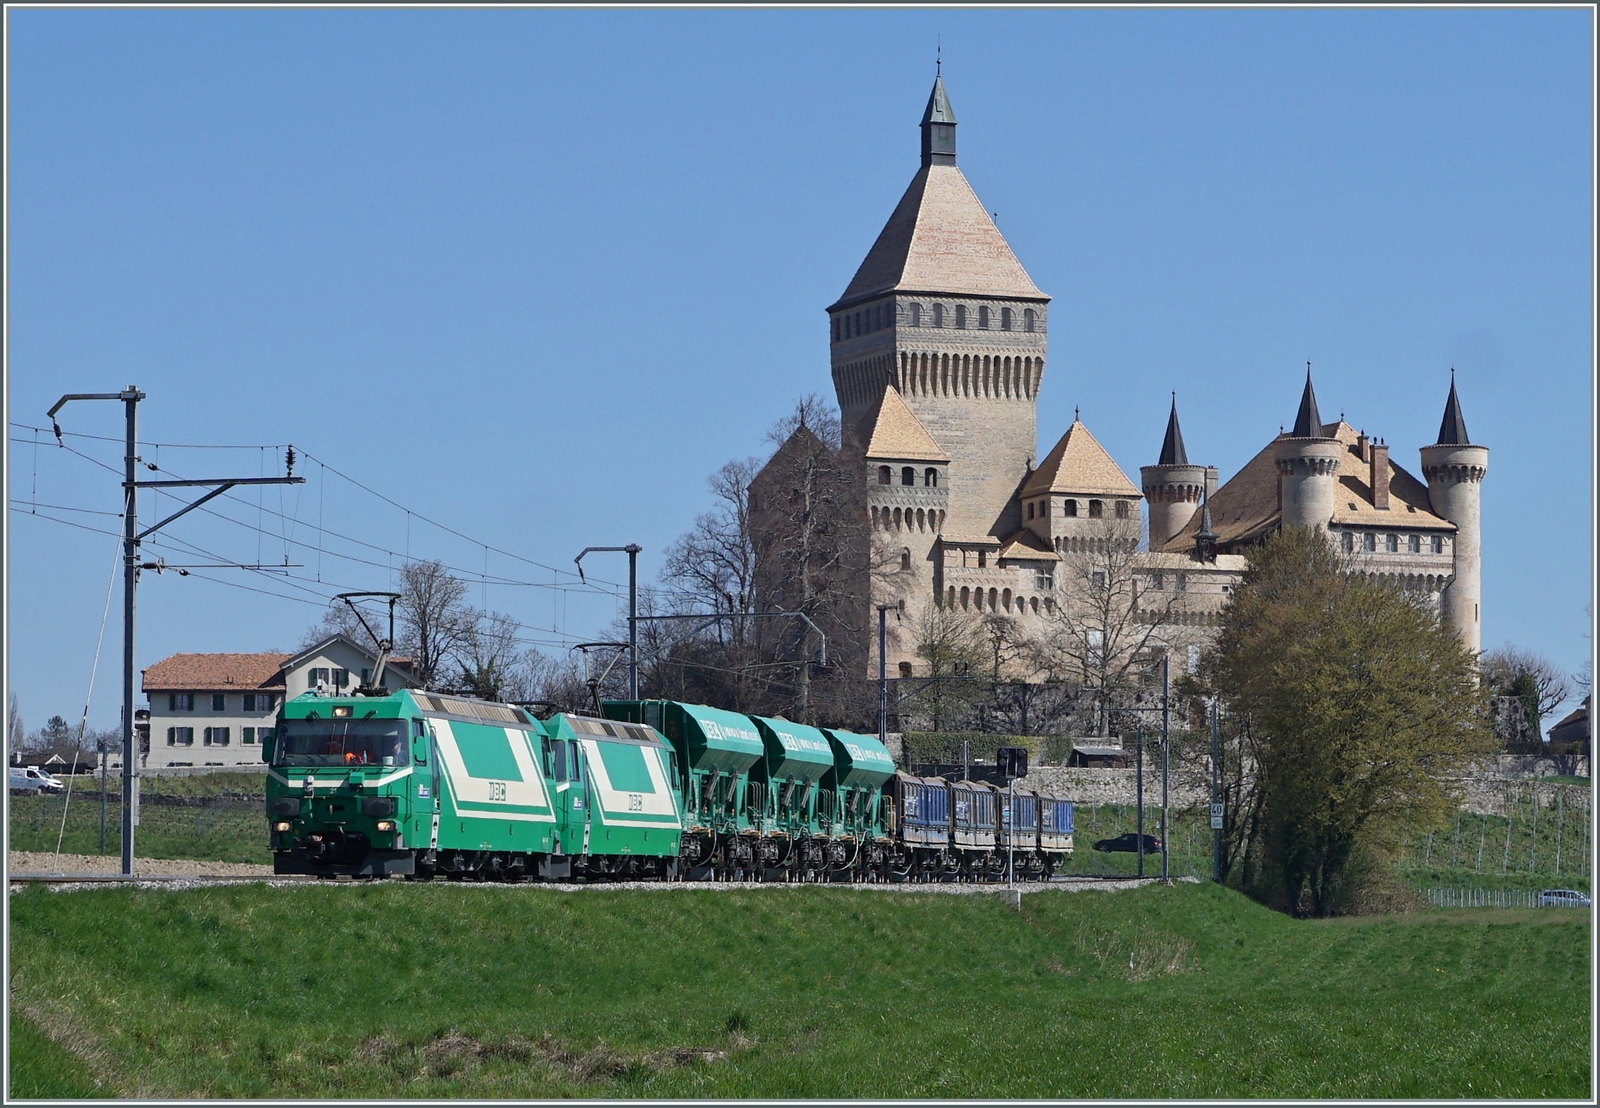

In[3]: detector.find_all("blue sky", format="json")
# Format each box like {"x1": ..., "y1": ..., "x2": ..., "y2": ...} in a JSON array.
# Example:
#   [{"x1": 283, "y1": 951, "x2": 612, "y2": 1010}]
[{"x1": 5, "y1": 7, "x2": 1594, "y2": 733}]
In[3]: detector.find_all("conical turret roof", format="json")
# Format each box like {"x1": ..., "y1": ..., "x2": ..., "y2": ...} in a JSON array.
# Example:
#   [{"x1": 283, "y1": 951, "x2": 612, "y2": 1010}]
[
  {"x1": 1290, "y1": 367, "x2": 1327, "y2": 438},
  {"x1": 1157, "y1": 395, "x2": 1189, "y2": 466},
  {"x1": 1436, "y1": 374, "x2": 1471, "y2": 445}
]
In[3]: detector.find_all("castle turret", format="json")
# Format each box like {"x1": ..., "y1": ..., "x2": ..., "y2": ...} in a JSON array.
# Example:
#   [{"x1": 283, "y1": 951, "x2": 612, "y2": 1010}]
[
  {"x1": 1141, "y1": 394, "x2": 1207, "y2": 548},
  {"x1": 1274, "y1": 368, "x2": 1342, "y2": 530},
  {"x1": 1420, "y1": 374, "x2": 1488, "y2": 652}
]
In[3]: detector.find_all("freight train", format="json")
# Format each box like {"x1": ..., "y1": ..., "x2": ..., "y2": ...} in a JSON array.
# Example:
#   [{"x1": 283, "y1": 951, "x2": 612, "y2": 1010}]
[{"x1": 264, "y1": 687, "x2": 1073, "y2": 882}]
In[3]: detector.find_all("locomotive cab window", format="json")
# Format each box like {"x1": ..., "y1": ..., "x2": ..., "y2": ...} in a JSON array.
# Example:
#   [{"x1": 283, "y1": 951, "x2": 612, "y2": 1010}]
[{"x1": 275, "y1": 718, "x2": 407, "y2": 767}]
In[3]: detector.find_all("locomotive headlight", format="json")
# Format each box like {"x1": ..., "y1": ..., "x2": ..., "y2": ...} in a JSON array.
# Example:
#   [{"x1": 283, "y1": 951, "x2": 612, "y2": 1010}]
[
  {"x1": 375, "y1": 819, "x2": 396, "y2": 832},
  {"x1": 273, "y1": 821, "x2": 292, "y2": 832}
]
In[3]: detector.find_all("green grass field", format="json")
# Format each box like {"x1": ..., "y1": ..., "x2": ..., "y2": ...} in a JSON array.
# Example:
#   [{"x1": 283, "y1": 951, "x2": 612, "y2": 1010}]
[
  {"x1": 7, "y1": 881, "x2": 1589, "y2": 1098},
  {"x1": 8, "y1": 774, "x2": 269, "y2": 864}
]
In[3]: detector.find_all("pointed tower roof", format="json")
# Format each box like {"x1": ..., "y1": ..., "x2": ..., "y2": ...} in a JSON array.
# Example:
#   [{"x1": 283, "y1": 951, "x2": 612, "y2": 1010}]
[
  {"x1": 857, "y1": 387, "x2": 949, "y2": 462},
  {"x1": 1157, "y1": 394, "x2": 1189, "y2": 466},
  {"x1": 831, "y1": 78, "x2": 1046, "y2": 309},
  {"x1": 1290, "y1": 366, "x2": 1327, "y2": 438},
  {"x1": 1021, "y1": 418, "x2": 1141, "y2": 498},
  {"x1": 1436, "y1": 373, "x2": 1471, "y2": 445}
]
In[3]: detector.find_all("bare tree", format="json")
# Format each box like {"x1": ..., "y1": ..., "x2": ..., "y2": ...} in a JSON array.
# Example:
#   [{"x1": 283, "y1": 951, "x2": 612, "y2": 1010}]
[
  {"x1": 455, "y1": 610, "x2": 524, "y2": 700},
  {"x1": 660, "y1": 457, "x2": 761, "y2": 631},
  {"x1": 8, "y1": 694, "x2": 23, "y2": 755},
  {"x1": 1030, "y1": 518, "x2": 1190, "y2": 735},
  {"x1": 908, "y1": 601, "x2": 982, "y2": 731},
  {"x1": 302, "y1": 560, "x2": 477, "y2": 689}
]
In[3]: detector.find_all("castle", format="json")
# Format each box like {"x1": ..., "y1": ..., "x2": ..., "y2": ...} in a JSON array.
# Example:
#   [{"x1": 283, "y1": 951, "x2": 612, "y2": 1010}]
[{"x1": 755, "y1": 75, "x2": 1488, "y2": 681}]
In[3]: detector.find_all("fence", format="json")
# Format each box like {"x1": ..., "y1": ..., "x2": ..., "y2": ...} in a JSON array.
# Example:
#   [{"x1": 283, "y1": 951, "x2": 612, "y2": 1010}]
[{"x1": 1422, "y1": 887, "x2": 1587, "y2": 909}]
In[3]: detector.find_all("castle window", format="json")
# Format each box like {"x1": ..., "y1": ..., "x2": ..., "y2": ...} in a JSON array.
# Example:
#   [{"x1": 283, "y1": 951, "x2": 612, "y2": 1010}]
[
  {"x1": 1363, "y1": 533, "x2": 1375, "y2": 552},
  {"x1": 1002, "y1": 588, "x2": 1012, "y2": 611},
  {"x1": 899, "y1": 662, "x2": 913, "y2": 678},
  {"x1": 1091, "y1": 572, "x2": 1105, "y2": 592},
  {"x1": 1115, "y1": 500, "x2": 1130, "y2": 519},
  {"x1": 932, "y1": 304, "x2": 944, "y2": 328},
  {"x1": 1431, "y1": 535, "x2": 1444, "y2": 554},
  {"x1": 1341, "y1": 532, "x2": 1354, "y2": 552},
  {"x1": 1088, "y1": 500, "x2": 1104, "y2": 519},
  {"x1": 955, "y1": 304, "x2": 966, "y2": 329},
  {"x1": 832, "y1": 318, "x2": 840, "y2": 343},
  {"x1": 1028, "y1": 502, "x2": 1035, "y2": 520},
  {"x1": 1385, "y1": 534, "x2": 1398, "y2": 553},
  {"x1": 978, "y1": 306, "x2": 990, "y2": 329},
  {"x1": 947, "y1": 586, "x2": 956, "y2": 608},
  {"x1": 901, "y1": 466, "x2": 916, "y2": 486},
  {"x1": 1408, "y1": 534, "x2": 1420, "y2": 553},
  {"x1": 1041, "y1": 500, "x2": 1049, "y2": 517},
  {"x1": 960, "y1": 586, "x2": 970, "y2": 609},
  {"x1": 988, "y1": 588, "x2": 999, "y2": 610},
  {"x1": 1024, "y1": 308, "x2": 1036, "y2": 332},
  {"x1": 1175, "y1": 573, "x2": 1187, "y2": 592},
  {"x1": 901, "y1": 549, "x2": 911, "y2": 571},
  {"x1": 977, "y1": 551, "x2": 987, "y2": 568},
  {"x1": 1149, "y1": 571, "x2": 1165, "y2": 590},
  {"x1": 878, "y1": 465, "x2": 891, "y2": 485},
  {"x1": 924, "y1": 468, "x2": 938, "y2": 487},
  {"x1": 1065, "y1": 499, "x2": 1078, "y2": 517},
  {"x1": 1030, "y1": 596, "x2": 1040, "y2": 613},
  {"x1": 910, "y1": 303, "x2": 921, "y2": 327},
  {"x1": 1034, "y1": 569, "x2": 1053, "y2": 590}
]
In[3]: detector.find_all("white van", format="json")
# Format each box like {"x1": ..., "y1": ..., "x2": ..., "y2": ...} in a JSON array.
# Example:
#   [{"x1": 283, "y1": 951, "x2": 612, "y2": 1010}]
[{"x1": 8, "y1": 766, "x2": 64, "y2": 794}]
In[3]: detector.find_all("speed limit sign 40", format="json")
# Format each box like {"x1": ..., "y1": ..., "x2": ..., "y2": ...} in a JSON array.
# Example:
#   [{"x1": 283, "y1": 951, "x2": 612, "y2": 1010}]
[{"x1": 1210, "y1": 803, "x2": 1224, "y2": 829}]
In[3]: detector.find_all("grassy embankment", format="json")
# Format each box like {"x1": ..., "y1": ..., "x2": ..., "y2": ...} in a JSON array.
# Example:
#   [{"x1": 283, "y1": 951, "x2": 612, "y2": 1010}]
[
  {"x1": 8, "y1": 773, "x2": 270, "y2": 865},
  {"x1": 8, "y1": 881, "x2": 1590, "y2": 1098}
]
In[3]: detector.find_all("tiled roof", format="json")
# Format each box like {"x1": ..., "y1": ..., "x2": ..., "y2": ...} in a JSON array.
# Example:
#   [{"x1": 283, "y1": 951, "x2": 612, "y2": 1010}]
[
  {"x1": 1157, "y1": 421, "x2": 1455, "y2": 553},
  {"x1": 1022, "y1": 420, "x2": 1142, "y2": 498},
  {"x1": 859, "y1": 388, "x2": 949, "y2": 462},
  {"x1": 997, "y1": 528, "x2": 1058, "y2": 561},
  {"x1": 833, "y1": 164, "x2": 1046, "y2": 307},
  {"x1": 142, "y1": 652, "x2": 290, "y2": 692}
]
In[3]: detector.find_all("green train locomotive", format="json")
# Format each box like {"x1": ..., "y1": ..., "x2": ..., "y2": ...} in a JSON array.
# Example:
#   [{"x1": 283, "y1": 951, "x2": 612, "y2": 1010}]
[{"x1": 265, "y1": 687, "x2": 1068, "y2": 882}]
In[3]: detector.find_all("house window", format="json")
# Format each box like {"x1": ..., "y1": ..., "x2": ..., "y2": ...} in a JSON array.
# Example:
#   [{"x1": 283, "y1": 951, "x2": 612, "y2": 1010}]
[
  {"x1": 1088, "y1": 500, "x2": 1104, "y2": 519},
  {"x1": 910, "y1": 303, "x2": 921, "y2": 327},
  {"x1": 1115, "y1": 500, "x2": 1130, "y2": 519},
  {"x1": 932, "y1": 304, "x2": 944, "y2": 328},
  {"x1": 332, "y1": 668, "x2": 349, "y2": 687},
  {"x1": 1431, "y1": 535, "x2": 1444, "y2": 554},
  {"x1": 243, "y1": 692, "x2": 277, "y2": 712},
  {"x1": 204, "y1": 727, "x2": 229, "y2": 746},
  {"x1": 170, "y1": 693, "x2": 194, "y2": 712},
  {"x1": 1064, "y1": 499, "x2": 1078, "y2": 517},
  {"x1": 901, "y1": 467, "x2": 916, "y2": 486},
  {"x1": 211, "y1": 694, "x2": 226, "y2": 711},
  {"x1": 1001, "y1": 307, "x2": 1013, "y2": 330},
  {"x1": 978, "y1": 306, "x2": 990, "y2": 329},
  {"x1": 925, "y1": 468, "x2": 938, "y2": 487},
  {"x1": 1385, "y1": 534, "x2": 1398, "y2": 553},
  {"x1": 1362, "y1": 533, "x2": 1375, "y2": 552},
  {"x1": 308, "y1": 667, "x2": 331, "y2": 689},
  {"x1": 242, "y1": 727, "x2": 256, "y2": 745},
  {"x1": 360, "y1": 669, "x2": 372, "y2": 686},
  {"x1": 168, "y1": 727, "x2": 194, "y2": 746},
  {"x1": 1341, "y1": 532, "x2": 1354, "y2": 552}
]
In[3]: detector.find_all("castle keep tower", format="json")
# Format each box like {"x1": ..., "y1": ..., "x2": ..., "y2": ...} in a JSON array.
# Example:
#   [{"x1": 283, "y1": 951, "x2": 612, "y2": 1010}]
[
  {"x1": 1141, "y1": 396, "x2": 1208, "y2": 548},
  {"x1": 830, "y1": 75, "x2": 1050, "y2": 541},
  {"x1": 1274, "y1": 370, "x2": 1343, "y2": 530},
  {"x1": 1420, "y1": 376, "x2": 1488, "y2": 652}
]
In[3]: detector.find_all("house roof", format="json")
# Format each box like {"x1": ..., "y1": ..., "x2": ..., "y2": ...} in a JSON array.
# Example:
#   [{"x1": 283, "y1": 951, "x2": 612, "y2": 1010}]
[
  {"x1": 1021, "y1": 420, "x2": 1142, "y2": 499},
  {"x1": 141, "y1": 652, "x2": 290, "y2": 692},
  {"x1": 1547, "y1": 700, "x2": 1589, "y2": 745},
  {"x1": 997, "y1": 528, "x2": 1058, "y2": 561},
  {"x1": 858, "y1": 388, "x2": 949, "y2": 462},
  {"x1": 1157, "y1": 421, "x2": 1455, "y2": 553},
  {"x1": 832, "y1": 164, "x2": 1047, "y2": 308}
]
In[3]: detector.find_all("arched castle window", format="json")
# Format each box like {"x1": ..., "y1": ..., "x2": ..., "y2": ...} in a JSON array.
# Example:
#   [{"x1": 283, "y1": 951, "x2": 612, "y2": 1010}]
[
  {"x1": 901, "y1": 467, "x2": 916, "y2": 486},
  {"x1": 1065, "y1": 499, "x2": 1078, "y2": 517},
  {"x1": 878, "y1": 465, "x2": 891, "y2": 485},
  {"x1": 978, "y1": 306, "x2": 990, "y2": 329},
  {"x1": 1002, "y1": 307, "x2": 1013, "y2": 330},
  {"x1": 1385, "y1": 534, "x2": 1398, "y2": 553},
  {"x1": 947, "y1": 586, "x2": 956, "y2": 607},
  {"x1": 910, "y1": 303, "x2": 921, "y2": 327},
  {"x1": 1002, "y1": 588, "x2": 1012, "y2": 611},
  {"x1": 955, "y1": 305, "x2": 967, "y2": 329},
  {"x1": 1432, "y1": 535, "x2": 1444, "y2": 554},
  {"x1": 924, "y1": 468, "x2": 938, "y2": 487},
  {"x1": 1088, "y1": 500, "x2": 1104, "y2": 519},
  {"x1": 916, "y1": 508, "x2": 925, "y2": 531},
  {"x1": 932, "y1": 304, "x2": 944, "y2": 328},
  {"x1": 960, "y1": 586, "x2": 970, "y2": 609},
  {"x1": 988, "y1": 588, "x2": 999, "y2": 609},
  {"x1": 1362, "y1": 533, "x2": 1375, "y2": 552},
  {"x1": 893, "y1": 508, "x2": 902, "y2": 530},
  {"x1": 1115, "y1": 500, "x2": 1130, "y2": 519},
  {"x1": 1341, "y1": 532, "x2": 1353, "y2": 552},
  {"x1": 1408, "y1": 534, "x2": 1420, "y2": 553},
  {"x1": 901, "y1": 549, "x2": 912, "y2": 571},
  {"x1": 1024, "y1": 308, "x2": 1036, "y2": 332},
  {"x1": 1030, "y1": 596, "x2": 1039, "y2": 614}
]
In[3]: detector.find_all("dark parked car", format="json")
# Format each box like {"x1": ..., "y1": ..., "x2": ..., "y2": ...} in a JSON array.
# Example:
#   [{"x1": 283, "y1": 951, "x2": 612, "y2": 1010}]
[{"x1": 1093, "y1": 832, "x2": 1162, "y2": 854}]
